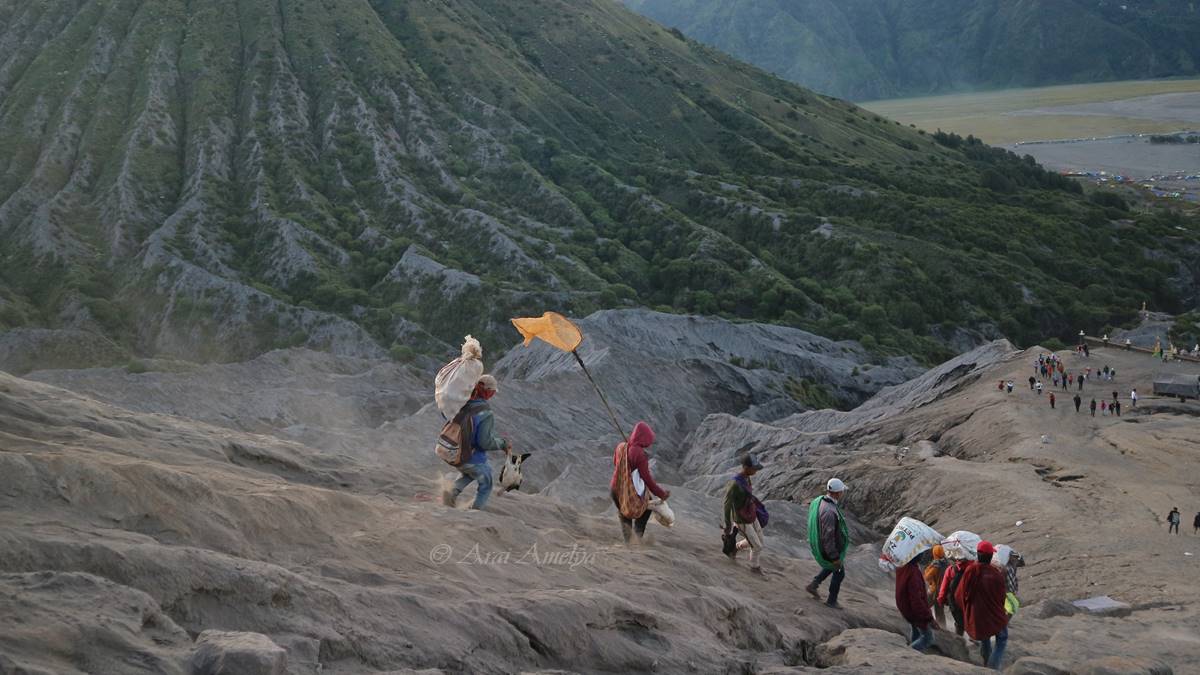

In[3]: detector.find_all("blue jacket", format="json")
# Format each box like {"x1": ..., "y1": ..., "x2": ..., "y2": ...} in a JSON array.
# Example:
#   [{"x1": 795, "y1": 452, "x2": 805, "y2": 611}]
[{"x1": 467, "y1": 399, "x2": 506, "y2": 464}]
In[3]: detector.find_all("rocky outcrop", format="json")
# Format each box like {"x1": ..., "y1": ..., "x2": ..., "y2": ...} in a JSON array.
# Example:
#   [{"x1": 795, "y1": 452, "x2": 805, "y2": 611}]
[{"x1": 186, "y1": 632, "x2": 288, "y2": 675}]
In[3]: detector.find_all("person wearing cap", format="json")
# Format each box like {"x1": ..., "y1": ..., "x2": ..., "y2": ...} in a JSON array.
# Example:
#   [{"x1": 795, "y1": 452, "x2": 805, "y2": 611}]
[
  {"x1": 443, "y1": 375, "x2": 510, "y2": 510},
  {"x1": 897, "y1": 552, "x2": 937, "y2": 652},
  {"x1": 955, "y1": 541, "x2": 1009, "y2": 670},
  {"x1": 924, "y1": 544, "x2": 948, "y2": 626},
  {"x1": 806, "y1": 478, "x2": 850, "y2": 608},
  {"x1": 722, "y1": 455, "x2": 766, "y2": 575}
]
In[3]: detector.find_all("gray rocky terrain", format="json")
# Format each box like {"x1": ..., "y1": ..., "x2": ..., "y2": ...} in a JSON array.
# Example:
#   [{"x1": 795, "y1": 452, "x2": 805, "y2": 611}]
[{"x1": 2, "y1": 311, "x2": 1199, "y2": 673}]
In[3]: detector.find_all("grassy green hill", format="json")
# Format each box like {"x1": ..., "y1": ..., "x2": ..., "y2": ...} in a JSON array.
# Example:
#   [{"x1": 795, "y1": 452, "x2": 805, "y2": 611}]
[
  {"x1": 1, "y1": 0, "x2": 1197, "y2": 365},
  {"x1": 624, "y1": 0, "x2": 1200, "y2": 101}
]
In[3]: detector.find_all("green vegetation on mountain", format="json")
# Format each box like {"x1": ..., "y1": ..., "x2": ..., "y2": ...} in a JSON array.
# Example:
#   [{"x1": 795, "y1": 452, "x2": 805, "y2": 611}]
[
  {"x1": 1, "y1": 0, "x2": 1198, "y2": 365},
  {"x1": 624, "y1": 0, "x2": 1200, "y2": 101}
]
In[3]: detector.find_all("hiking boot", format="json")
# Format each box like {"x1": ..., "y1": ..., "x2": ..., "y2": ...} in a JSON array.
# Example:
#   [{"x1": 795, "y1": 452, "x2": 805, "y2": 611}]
[
  {"x1": 749, "y1": 566, "x2": 765, "y2": 576},
  {"x1": 441, "y1": 491, "x2": 456, "y2": 507},
  {"x1": 804, "y1": 583, "x2": 821, "y2": 600},
  {"x1": 824, "y1": 601, "x2": 842, "y2": 610}
]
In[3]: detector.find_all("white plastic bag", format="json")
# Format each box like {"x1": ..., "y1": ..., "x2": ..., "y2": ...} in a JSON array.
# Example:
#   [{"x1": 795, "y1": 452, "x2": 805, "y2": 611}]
[
  {"x1": 648, "y1": 499, "x2": 675, "y2": 527},
  {"x1": 992, "y1": 544, "x2": 1012, "y2": 568},
  {"x1": 941, "y1": 530, "x2": 982, "y2": 561},
  {"x1": 878, "y1": 517, "x2": 943, "y2": 572},
  {"x1": 434, "y1": 336, "x2": 484, "y2": 419}
]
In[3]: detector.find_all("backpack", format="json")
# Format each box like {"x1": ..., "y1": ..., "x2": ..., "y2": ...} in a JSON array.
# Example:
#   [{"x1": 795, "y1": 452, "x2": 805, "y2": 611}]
[
  {"x1": 733, "y1": 475, "x2": 768, "y2": 527},
  {"x1": 435, "y1": 404, "x2": 480, "y2": 467},
  {"x1": 614, "y1": 442, "x2": 649, "y2": 520},
  {"x1": 946, "y1": 563, "x2": 967, "y2": 612}
]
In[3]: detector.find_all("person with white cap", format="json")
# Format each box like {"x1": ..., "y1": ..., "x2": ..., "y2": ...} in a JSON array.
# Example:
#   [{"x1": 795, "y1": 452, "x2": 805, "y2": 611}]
[{"x1": 806, "y1": 477, "x2": 850, "y2": 608}]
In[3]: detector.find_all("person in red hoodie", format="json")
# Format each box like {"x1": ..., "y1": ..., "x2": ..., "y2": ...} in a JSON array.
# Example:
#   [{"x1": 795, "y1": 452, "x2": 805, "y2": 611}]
[
  {"x1": 937, "y1": 555, "x2": 971, "y2": 636},
  {"x1": 609, "y1": 421, "x2": 669, "y2": 543},
  {"x1": 955, "y1": 541, "x2": 1009, "y2": 670},
  {"x1": 896, "y1": 555, "x2": 937, "y2": 651}
]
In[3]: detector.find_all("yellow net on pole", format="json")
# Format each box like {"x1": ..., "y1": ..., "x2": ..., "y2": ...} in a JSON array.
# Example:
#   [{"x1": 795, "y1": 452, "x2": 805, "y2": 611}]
[{"x1": 510, "y1": 312, "x2": 583, "y2": 352}]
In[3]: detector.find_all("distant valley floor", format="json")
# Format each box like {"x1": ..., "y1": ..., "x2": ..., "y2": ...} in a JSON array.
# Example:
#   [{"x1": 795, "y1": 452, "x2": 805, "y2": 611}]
[{"x1": 864, "y1": 79, "x2": 1200, "y2": 202}]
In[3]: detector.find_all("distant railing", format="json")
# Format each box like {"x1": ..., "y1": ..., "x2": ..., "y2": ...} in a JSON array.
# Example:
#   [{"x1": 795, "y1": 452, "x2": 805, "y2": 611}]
[{"x1": 1081, "y1": 336, "x2": 1200, "y2": 363}]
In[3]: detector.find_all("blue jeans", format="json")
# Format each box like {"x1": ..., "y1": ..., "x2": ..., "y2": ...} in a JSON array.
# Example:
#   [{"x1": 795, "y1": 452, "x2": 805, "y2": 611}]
[
  {"x1": 452, "y1": 461, "x2": 493, "y2": 510},
  {"x1": 979, "y1": 626, "x2": 1008, "y2": 670},
  {"x1": 812, "y1": 566, "x2": 845, "y2": 604},
  {"x1": 909, "y1": 623, "x2": 933, "y2": 652}
]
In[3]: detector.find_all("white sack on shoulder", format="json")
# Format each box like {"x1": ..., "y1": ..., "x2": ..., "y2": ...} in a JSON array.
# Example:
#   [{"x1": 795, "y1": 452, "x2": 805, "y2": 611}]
[
  {"x1": 992, "y1": 544, "x2": 1012, "y2": 567},
  {"x1": 434, "y1": 336, "x2": 484, "y2": 419},
  {"x1": 941, "y1": 530, "x2": 983, "y2": 561},
  {"x1": 878, "y1": 517, "x2": 943, "y2": 572}
]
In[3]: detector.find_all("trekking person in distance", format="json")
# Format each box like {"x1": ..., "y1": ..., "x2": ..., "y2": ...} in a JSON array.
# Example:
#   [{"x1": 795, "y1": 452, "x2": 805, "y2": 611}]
[
  {"x1": 442, "y1": 375, "x2": 510, "y2": 510},
  {"x1": 806, "y1": 478, "x2": 850, "y2": 608},
  {"x1": 1168, "y1": 507, "x2": 1181, "y2": 535},
  {"x1": 722, "y1": 455, "x2": 767, "y2": 575}
]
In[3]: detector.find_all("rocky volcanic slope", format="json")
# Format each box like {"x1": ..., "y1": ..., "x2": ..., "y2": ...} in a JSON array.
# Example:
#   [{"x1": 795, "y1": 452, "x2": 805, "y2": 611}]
[
  {"x1": 2, "y1": 311, "x2": 1198, "y2": 673},
  {"x1": 2, "y1": 0, "x2": 1197, "y2": 367}
]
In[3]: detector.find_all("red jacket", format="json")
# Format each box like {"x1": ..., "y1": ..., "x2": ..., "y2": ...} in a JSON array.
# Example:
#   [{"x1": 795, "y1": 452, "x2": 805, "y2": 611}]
[
  {"x1": 896, "y1": 559, "x2": 933, "y2": 626},
  {"x1": 938, "y1": 560, "x2": 969, "y2": 606},
  {"x1": 609, "y1": 422, "x2": 667, "y2": 500},
  {"x1": 955, "y1": 561, "x2": 1009, "y2": 640}
]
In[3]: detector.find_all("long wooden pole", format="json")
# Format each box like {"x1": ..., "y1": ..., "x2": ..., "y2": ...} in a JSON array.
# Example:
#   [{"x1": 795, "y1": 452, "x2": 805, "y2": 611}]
[{"x1": 572, "y1": 349, "x2": 628, "y2": 445}]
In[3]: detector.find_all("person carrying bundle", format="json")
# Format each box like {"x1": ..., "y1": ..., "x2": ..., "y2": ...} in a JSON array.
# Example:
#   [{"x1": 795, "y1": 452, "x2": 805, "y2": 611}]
[
  {"x1": 925, "y1": 545, "x2": 949, "y2": 626},
  {"x1": 610, "y1": 421, "x2": 669, "y2": 544},
  {"x1": 938, "y1": 552, "x2": 971, "y2": 637},
  {"x1": 956, "y1": 541, "x2": 1010, "y2": 670},
  {"x1": 722, "y1": 455, "x2": 767, "y2": 575},
  {"x1": 440, "y1": 376, "x2": 511, "y2": 510}
]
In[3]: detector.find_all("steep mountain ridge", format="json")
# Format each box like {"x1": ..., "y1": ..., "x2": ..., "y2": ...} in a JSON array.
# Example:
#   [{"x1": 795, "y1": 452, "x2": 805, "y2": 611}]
[
  {"x1": 2, "y1": 0, "x2": 1198, "y2": 369},
  {"x1": 624, "y1": 0, "x2": 1200, "y2": 100}
]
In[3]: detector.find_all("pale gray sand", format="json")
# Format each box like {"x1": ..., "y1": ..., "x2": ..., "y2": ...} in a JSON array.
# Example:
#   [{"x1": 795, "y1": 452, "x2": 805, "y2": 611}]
[
  {"x1": 1009, "y1": 91, "x2": 1200, "y2": 125},
  {"x1": 1006, "y1": 135, "x2": 1200, "y2": 179}
]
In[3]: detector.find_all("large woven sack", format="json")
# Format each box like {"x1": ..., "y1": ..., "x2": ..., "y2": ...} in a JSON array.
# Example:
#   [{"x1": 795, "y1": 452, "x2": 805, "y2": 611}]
[
  {"x1": 878, "y1": 517, "x2": 943, "y2": 572},
  {"x1": 614, "y1": 442, "x2": 648, "y2": 519},
  {"x1": 434, "y1": 336, "x2": 484, "y2": 419}
]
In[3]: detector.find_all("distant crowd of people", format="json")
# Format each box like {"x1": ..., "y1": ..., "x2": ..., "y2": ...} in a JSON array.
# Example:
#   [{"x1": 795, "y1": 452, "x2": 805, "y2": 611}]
[{"x1": 1004, "y1": 352, "x2": 1138, "y2": 417}]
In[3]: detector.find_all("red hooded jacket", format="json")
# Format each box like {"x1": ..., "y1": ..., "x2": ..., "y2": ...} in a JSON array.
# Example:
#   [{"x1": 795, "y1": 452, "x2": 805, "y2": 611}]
[
  {"x1": 896, "y1": 559, "x2": 934, "y2": 627},
  {"x1": 610, "y1": 422, "x2": 667, "y2": 500},
  {"x1": 955, "y1": 561, "x2": 1009, "y2": 640}
]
